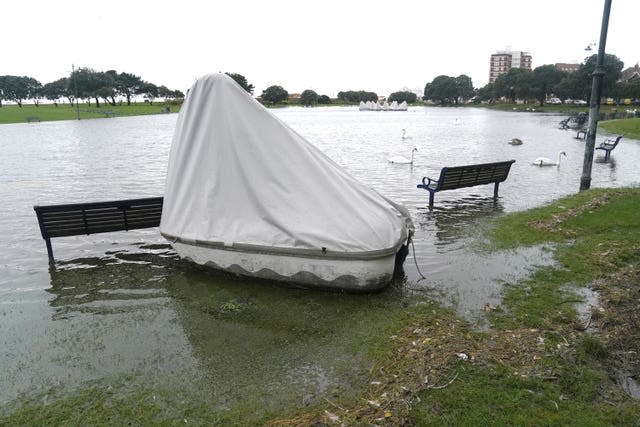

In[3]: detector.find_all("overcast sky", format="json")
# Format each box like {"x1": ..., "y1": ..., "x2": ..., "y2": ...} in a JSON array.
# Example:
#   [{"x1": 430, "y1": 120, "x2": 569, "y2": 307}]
[{"x1": 3, "y1": 0, "x2": 638, "y2": 98}]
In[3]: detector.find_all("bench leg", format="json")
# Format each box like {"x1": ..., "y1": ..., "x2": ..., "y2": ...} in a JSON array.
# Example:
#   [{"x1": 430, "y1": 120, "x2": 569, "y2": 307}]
[
  {"x1": 494, "y1": 182, "x2": 500, "y2": 201},
  {"x1": 605, "y1": 150, "x2": 611, "y2": 161},
  {"x1": 45, "y1": 237, "x2": 55, "y2": 262},
  {"x1": 428, "y1": 191, "x2": 435, "y2": 210}
]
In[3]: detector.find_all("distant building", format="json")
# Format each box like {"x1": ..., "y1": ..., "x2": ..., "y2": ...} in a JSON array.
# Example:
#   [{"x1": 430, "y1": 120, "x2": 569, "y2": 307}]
[
  {"x1": 620, "y1": 63, "x2": 640, "y2": 82},
  {"x1": 555, "y1": 63, "x2": 580, "y2": 73},
  {"x1": 489, "y1": 50, "x2": 532, "y2": 83}
]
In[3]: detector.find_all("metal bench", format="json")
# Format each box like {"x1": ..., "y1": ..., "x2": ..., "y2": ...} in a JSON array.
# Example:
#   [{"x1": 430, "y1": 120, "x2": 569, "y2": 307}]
[
  {"x1": 417, "y1": 160, "x2": 515, "y2": 209},
  {"x1": 595, "y1": 135, "x2": 623, "y2": 161},
  {"x1": 33, "y1": 197, "x2": 163, "y2": 261},
  {"x1": 576, "y1": 127, "x2": 587, "y2": 139}
]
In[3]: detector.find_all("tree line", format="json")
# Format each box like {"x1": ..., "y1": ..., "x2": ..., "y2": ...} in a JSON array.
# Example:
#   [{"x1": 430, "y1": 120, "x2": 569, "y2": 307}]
[
  {"x1": 4, "y1": 54, "x2": 637, "y2": 110},
  {"x1": 252, "y1": 52, "x2": 639, "y2": 108},
  {"x1": 443, "y1": 53, "x2": 638, "y2": 106},
  {"x1": 0, "y1": 68, "x2": 184, "y2": 108}
]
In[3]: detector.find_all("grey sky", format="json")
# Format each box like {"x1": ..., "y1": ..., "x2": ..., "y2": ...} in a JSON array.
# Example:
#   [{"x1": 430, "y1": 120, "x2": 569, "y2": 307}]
[{"x1": 3, "y1": 0, "x2": 637, "y2": 97}]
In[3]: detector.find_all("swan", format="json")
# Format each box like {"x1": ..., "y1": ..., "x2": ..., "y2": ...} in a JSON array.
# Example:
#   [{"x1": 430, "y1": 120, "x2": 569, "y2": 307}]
[
  {"x1": 388, "y1": 148, "x2": 417, "y2": 164},
  {"x1": 401, "y1": 129, "x2": 412, "y2": 140},
  {"x1": 509, "y1": 138, "x2": 523, "y2": 145},
  {"x1": 533, "y1": 151, "x2": 566, "y2": 167}
]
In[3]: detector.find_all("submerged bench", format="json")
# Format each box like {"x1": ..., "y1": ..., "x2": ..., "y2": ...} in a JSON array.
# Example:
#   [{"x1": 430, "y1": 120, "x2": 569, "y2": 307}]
[
  {"x1": 595, "y1": 135, "x2": 623, "y2": 161},
  {"x1": 34, "y1": 197, "x2": 163, "y2": 261},
  {"x1": 417, "y1": 160, "x2": 515, "y2": 209},
  {"x1": 576, "y1": 127, "x2": 588, "y2": 139}
]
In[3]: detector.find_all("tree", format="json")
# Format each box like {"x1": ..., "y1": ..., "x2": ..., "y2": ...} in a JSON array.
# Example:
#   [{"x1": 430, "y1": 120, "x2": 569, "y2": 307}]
[
  {"x1": 158, "y1": 85, "x2": 172, "y2": 100},
  {"x1": 261, "y1": 85, "x2": 288, "y2": 104},
  {"x1": 137, "y1": 82, "x2": 159, "y2": 105},
  {"x1": 226, "y1": 72, "x2": 254, "y2": 94},
  {"x1": 99, "y1": 70, "x2": 120, "y2": 106},
  {"x1": 579, "y1": 53, "x2": 624, "y2": 99},
  {"x1": 423, "y1": 75, "x2": 458, "y2": 104},
  {"x1": 300, "y1": 89, "x2": 319, "y2": 106},
  {"x1": 116, "y1": 72, "x2": 143, "y2": 106},
  {"x1": 455, "y1": 75, "x2": 474, "y2": 103},
  {"x1": 388, "y1": 91, "x2": 417, "y2": 104},
  {"x1": 532, "y1": 65, "x2": 566, "y2": 106},
  {"x1": 23, "y1": 77, "x2": 42, "y2": 106},
  {"x1": 0, "y1": 76, "x2": 5, "y2": 107},
  {"x1": 0, "y1": 75, "x2": 40, "y2": 107},
  {"x1": 41, "y1": 78, "x2": 70, "y2": 106},
  {"x1": 475, "y1": 83, "x2": 495, "y2": 103},
  {"x1": 614, "y1": 79, "x2": 640, "y2": 101},
  {"x1": 337, "y1": 90, "x2": 377, "y2": 103},
  {"x1": 72, "y1": 68, "x2": 110, "y2": 107},
  {"x1": 493, "y1": 68, "x2": 535, "y2": 102},
  {"x1": 317, "y1": 94, "x2": 331, "y2": 104},
  {"x1": 554, "y1": 73, "x2": 585, "y2": 102}
]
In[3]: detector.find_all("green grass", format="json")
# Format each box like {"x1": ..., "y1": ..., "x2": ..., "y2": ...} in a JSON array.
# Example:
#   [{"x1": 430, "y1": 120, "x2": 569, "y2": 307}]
[
  {"x1": 0, "y1": 102, "x2": 180, "y2": 124},
  {"x1": 486, "y1": 188, "x2": 640, "y2": 328},
  {"x1": 0, "y1": 383, "x2": 233, "y2": 427},
  {"x1": 411, "y1": 363, "x2": 639, "y2": 426},
  {"x1": 599, "y1": 117, "x2": 640, "y2": 140},
  {"x1": 407, "y1": 188, "x2": 640, "y2": 426}
]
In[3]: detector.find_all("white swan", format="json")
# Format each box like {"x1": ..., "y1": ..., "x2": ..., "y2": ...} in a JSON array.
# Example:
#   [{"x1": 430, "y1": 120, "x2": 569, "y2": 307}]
[
  {"x1": 388, "y1": 148, "x2": 417, "y2": 164},
  {"x1": 401, "y1": 129, "x2": 412, "y2": 140},
  {"x1": 533, "y1": 151, "x2": 566, "y2": 167}
]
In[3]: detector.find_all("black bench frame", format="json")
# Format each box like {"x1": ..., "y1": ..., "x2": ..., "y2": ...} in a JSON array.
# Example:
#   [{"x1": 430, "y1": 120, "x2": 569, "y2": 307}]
[
  {"x1": 417, "y1": 160, "x2": 515, "y2": 209},
  {"x1": 34, "y1": 197, "x2": 163, "y2": 262},
  {"x1": 595, "y1": 135, "x2": 623, "y2": 161}
]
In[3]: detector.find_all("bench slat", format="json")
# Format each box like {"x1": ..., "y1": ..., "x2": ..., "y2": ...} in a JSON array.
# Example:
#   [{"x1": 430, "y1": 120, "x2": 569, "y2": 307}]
[{"x1": 38, "y1": 209, "x2": 162, "y2": 226}]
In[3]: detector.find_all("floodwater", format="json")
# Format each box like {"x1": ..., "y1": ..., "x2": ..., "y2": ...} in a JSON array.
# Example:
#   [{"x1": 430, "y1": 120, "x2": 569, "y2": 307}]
[{"x1": 1, "y1": 107, "x2": 639, "y2": 417}]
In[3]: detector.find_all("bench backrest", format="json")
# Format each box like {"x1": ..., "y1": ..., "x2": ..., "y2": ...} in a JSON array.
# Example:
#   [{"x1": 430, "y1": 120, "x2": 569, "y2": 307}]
[
  {"x1": 606, "y1": 135, "x2": 623, "y2": 148},
  {"x1": 34, "y1": 197, "x2": 163, "y2": 240},
  {"x1": 436, "y1": 160, "x2": 515, "y2": 191}
]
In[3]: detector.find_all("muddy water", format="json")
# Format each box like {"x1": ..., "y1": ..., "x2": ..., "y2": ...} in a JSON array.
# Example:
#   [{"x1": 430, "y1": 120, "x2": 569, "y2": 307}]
[{"x1": 1, "y1": 108, "x2": 639, "y2": 413}]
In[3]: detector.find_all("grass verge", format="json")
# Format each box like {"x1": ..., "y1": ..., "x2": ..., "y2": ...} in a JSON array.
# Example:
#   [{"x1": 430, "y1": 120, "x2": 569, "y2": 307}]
[
  {"x1": 0, "y1": 103, "x2": 180, "y2": 124},
  {"x1": 599, "y1": 118, "x2": 640, "y2": 140}
]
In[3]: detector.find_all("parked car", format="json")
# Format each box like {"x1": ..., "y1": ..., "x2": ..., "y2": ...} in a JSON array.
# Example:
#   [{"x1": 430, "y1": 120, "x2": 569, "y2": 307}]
[
  {"x1": 547, "y1": 98, "x2": 562, "y2": 105},
  {"x1": 573, "y1": 99, "x2": 587, "y2": 106},
  {"x1": 564, "y1": 99, "x2": 574, "y2": 104}
]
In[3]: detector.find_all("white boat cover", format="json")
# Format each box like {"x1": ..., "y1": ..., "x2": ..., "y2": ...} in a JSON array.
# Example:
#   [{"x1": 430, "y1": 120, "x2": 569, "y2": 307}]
[{"x1": 161, "y1": 73, "x2": 413, "y2": 260}]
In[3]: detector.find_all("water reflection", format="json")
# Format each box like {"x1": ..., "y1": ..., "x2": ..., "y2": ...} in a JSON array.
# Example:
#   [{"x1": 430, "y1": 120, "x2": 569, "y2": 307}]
[
  {"x1": 37, "y1": 246, "x2": 414, "y2": 417},
  {"x1": 416, "y1": 196, "x2": 505, "y2": 248},
  {"x1": 47, "y1": 246, "x2": 176, "y2": 319}
]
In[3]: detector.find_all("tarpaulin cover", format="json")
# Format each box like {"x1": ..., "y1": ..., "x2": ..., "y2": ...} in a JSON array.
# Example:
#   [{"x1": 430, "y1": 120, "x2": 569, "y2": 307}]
[{"x1": 160, "y1": 73, "x2": 412, "y2": 258}]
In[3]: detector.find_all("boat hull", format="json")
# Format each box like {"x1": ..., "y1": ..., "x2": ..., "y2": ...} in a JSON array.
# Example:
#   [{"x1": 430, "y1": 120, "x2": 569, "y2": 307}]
[{"x1": 171, "y1": 240, "x2": 407, "y2": 291}]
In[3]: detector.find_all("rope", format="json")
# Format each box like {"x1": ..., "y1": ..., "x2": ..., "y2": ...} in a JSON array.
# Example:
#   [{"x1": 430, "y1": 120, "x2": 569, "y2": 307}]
[{"x1": 409, "y1": 236, "x2": 427, "y2": 282}]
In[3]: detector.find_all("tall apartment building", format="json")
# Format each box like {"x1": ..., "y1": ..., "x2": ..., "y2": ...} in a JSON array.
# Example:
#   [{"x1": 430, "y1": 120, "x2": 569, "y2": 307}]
[{"x1": 489, "y1": 50, "x2": 532, "y2": 83}]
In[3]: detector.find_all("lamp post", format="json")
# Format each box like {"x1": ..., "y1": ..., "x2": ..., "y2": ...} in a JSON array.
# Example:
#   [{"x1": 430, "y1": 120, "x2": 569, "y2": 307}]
[
  {"x1": 72, "y1": 64, "x2": 80, "y2": 120},
  {"x1": 579, "y1": 0, "x2": 612, "y2": 191}
]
